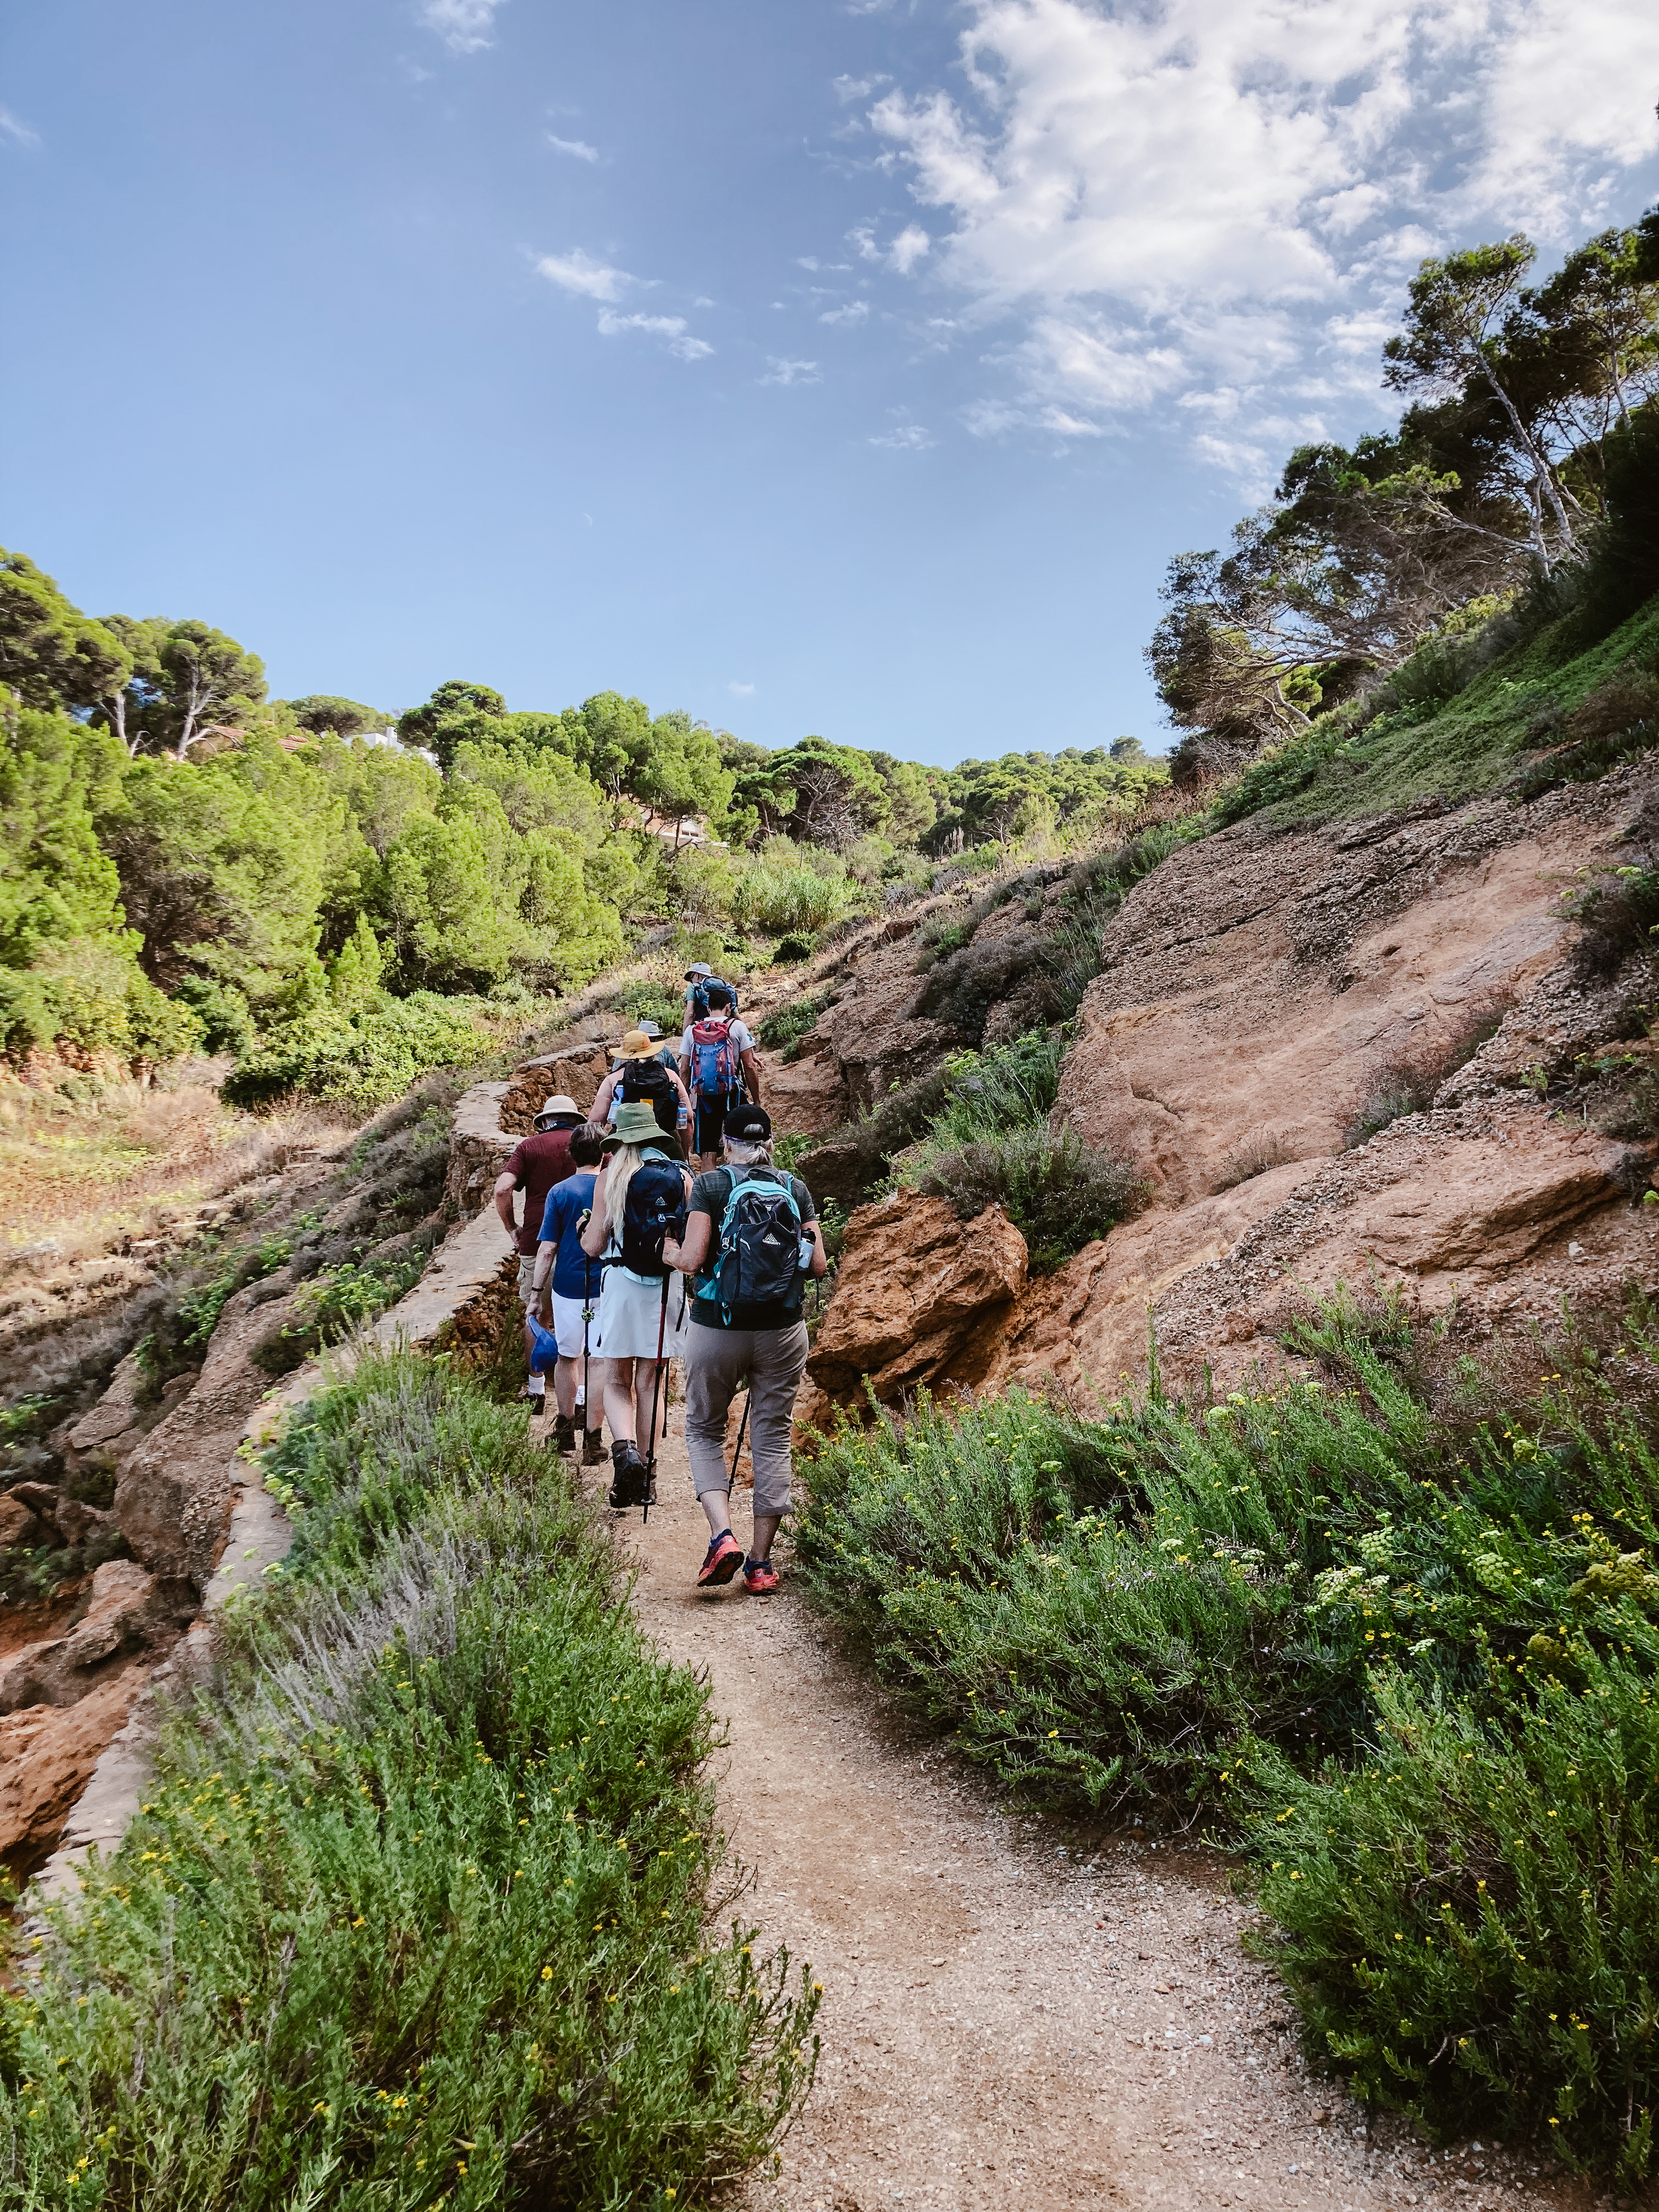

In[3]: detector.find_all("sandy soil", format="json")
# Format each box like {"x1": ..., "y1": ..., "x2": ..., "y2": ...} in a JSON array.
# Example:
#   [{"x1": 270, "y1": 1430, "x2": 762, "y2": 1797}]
[{"x1": 575, "y1": 1422, "x2": 1601, "y2": 2212}]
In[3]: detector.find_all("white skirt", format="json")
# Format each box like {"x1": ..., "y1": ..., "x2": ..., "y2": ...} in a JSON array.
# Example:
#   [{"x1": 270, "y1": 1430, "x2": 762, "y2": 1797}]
[{"x1": 596, "y1": 1265, "x2": 691, "y2": 1362}]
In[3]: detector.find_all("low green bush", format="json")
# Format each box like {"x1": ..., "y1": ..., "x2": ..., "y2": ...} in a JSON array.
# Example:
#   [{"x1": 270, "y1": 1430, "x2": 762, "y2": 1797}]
[
  {"x1": 1, "y1": 1352, "x2": 817, "y2": 2209},
  {"x1": 757, "y1": 995, "x2": 825, "y2": 1052},
  {"x1": 732, "y1": 862, "x2": 859, "y2": 938},
  {"x1": 797, "y1": 1288, "x2": 1659, "y2": 2176},
  {"x1": 914, "y1": 1125, "x2": 1142, "y2": 1271},
  {"x1": 223, "y1": 991, "x2": 490, "y2": 1109}
]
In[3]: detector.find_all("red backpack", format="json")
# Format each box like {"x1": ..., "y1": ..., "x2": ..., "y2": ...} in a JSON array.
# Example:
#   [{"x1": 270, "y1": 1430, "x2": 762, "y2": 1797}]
[{"x1": 689, "y1": 1015, "x2": 741, "y2": 1101}]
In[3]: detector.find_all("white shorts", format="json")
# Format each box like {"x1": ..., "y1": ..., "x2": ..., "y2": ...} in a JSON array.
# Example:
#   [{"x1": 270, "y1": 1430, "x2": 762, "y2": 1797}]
[
  {"x1": 596, "y1": 1266, "x2": 691, "y2": 1362},
  {"x1": 550, "y1": 1290, "x2": 602, "y2": 1360}
]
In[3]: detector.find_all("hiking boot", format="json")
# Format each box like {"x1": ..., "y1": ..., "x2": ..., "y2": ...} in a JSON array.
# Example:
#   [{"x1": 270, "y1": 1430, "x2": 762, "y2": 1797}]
[
  {"x1": 607, "y1": 1440, "x2": 650, "y2": 1513},
  {"x1": 581, "y1": 1427, "x2": 606, "y2": 1466},
  {"x1": 550, "y1": 1413, "x2": 576, "y2": 1453},
  {"x1": 742, "y1": 1555, "x2": 780, "y2": 1596},
  {"x1": 697, "y1": 1531, "x2": 744, "y2": 1588}
]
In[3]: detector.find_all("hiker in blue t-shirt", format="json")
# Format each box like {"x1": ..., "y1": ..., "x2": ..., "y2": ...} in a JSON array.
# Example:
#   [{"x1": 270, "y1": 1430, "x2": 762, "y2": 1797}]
[{"x1": 529, "y1": 1122, "x2": 608, "y2": 1464}]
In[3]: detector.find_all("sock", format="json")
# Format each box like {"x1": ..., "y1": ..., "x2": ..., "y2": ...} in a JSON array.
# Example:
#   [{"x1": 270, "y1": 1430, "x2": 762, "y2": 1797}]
[{"x1": 527, "y1": 1373, "x2": 546, "y2": 1395}]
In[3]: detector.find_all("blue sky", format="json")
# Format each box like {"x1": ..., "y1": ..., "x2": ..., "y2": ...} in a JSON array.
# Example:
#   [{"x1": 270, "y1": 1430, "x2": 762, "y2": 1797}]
[{"x1": 3, "y1": 0, "x2": 1657, "y2": 767}]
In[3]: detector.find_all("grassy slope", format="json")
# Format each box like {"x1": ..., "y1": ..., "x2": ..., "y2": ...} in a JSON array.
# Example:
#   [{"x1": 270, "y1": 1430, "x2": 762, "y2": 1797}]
[{"x1": 1220, "y1": 592, "x2": 1659, "y2": 830}]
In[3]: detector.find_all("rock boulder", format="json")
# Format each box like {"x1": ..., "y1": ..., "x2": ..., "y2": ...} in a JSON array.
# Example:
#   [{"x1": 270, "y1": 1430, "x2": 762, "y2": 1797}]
[{"x1": 808, "y1": 1190, "x2": 1028, "y2": 1407}]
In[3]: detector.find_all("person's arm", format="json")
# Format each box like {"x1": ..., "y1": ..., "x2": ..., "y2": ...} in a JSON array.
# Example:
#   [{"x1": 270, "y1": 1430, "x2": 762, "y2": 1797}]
[
  {"x1": 592, "y1": 1070, "x2": 619, "y2": 1120},
  {"x1": 740, "y1": 1046, "x2": 764, "y2": 1105},
  {"x1": 531, "y1": 1238, "x2": 557, "y2": 1315},
  {"x1": 805, "y1": 1217, "x2": 828, "y2": 1278},
  {"x1": 493, "y1": 1167, "x2": 520, "y2": 1234},
  {"x1": 663, "y1": 1174, "x2": 709, "y2": 1275},
  {"x1": 579, "y1": 1162, "x2": 611, "y2": 1259}
]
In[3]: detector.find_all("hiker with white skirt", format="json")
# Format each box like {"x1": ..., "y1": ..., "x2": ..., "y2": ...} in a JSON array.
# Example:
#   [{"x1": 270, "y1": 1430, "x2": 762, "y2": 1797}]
[
  {"x1": 662, "y1": 1103, "x2": 827, "y2": 1594},
  {"x1": 579, "y1": 1099, "x2": 692, "y2": 1513}
]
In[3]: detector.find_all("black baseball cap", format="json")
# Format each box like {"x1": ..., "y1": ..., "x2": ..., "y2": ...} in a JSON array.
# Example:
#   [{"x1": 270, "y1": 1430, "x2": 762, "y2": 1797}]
[{"x1": 723, "y1": 1102, "x2": 771, "y2": 1142}]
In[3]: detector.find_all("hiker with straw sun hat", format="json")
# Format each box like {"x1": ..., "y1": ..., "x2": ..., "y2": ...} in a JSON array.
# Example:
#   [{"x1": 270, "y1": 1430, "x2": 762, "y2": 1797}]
[
  {"x1": 579, "y1": 1099, "x2": 692, "y2": 1513},
  {"x1": 591, "y1": 1028, "x2": 693, "y2": 1158}
]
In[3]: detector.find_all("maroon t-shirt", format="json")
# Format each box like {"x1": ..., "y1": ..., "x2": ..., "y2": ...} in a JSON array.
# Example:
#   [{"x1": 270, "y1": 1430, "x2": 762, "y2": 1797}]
[{"x1": 503, "y1": 1129, "x2": 576, "y2": 1255}]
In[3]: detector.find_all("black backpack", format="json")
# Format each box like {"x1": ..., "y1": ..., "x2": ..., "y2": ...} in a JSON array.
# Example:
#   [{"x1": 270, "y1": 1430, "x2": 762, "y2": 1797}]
[
  {"x1": 620, "y1": 1156, "x2": 687, "y2": 1278},
  {"x1": 618, "y1": 1056, "x2": 679, "y2": 1137},
  {"x1": 693, "y1": 1167, "x2": 804, "y2": 1318}
]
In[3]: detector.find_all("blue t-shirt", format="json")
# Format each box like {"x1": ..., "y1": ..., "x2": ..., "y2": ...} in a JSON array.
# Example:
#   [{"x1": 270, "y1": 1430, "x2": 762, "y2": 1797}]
[{"x1": 537, "y1": 1172, "x2": 603, "y2": 1300}]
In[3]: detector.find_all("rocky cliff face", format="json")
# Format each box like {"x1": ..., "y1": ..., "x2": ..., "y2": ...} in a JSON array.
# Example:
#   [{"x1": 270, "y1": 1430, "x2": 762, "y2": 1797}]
[{"x1": 791, "y1": 761, "x2": 1659, "y2": 1414}]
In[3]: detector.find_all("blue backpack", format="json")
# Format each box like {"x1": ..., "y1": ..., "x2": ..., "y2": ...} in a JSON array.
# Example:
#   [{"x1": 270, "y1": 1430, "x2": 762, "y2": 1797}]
[
  {"x1": 689, "y1": 974, "x2": 738, "y2": 1020},
  {"x1": 694, "y1": 1167, "x2": 804, "y2": 1318}
]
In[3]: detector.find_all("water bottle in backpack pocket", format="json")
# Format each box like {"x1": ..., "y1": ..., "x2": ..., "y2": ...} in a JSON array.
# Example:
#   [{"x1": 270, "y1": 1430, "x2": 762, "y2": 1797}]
[
  {"x1": 689, "y1": 1014, "x2": 741, "y2": 1103},
  {"x1": 695, "y1": 1167, "x2": 804, "y2": 1317},
  {"x1": 620, "y1": 1158, "x2": 687, "y2": 1277}
]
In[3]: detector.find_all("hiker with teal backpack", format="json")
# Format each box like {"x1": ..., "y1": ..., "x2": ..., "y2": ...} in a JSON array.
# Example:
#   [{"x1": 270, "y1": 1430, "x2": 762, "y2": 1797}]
[
  {"x1": 579, "y1": 1099, "x2": 692, "y2": 1513},
  {"x1": 679, "y1": 980, "x2": 762, "y2": 1173},
  {"x1": 662, "y1": 1103, "x2": 827, "y2": 1594}
]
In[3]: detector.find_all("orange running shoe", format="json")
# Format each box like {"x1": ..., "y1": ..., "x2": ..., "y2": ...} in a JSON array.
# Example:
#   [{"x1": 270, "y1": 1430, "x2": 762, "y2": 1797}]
[
  {"x1": 697, "y1": 1531, "x2": 744, "y2": 1588},
  {"x1": 742, "y1": 1555, "x2": 780, "y2": 1595}
]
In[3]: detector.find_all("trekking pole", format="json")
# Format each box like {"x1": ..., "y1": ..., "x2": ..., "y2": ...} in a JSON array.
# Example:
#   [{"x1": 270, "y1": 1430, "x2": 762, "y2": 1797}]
[
  {"x1": 581, "y1": 1254, "x2": 593, "y2": 1445},
  {"x1": 642, "y1": 1271, "x2": 669, "y2": 1522},
  {"x1": 727, "y1": 1386, "x2": 751, "y2": 1497}
]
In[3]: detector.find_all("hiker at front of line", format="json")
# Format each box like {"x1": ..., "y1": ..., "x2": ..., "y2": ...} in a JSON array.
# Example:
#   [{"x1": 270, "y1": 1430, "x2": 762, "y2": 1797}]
[
  {"x1": 679, "y1": 981, "x2": 762, "y2": 1175},
  {"x1": 529, "y1": 1120, "x2": 608, "y2": 1466},
  {"x1": 493, "y1": 1091, "x2": 584, "y2": 1409},
  {"x1": 578, "y1": 1099, "x2": 692, "y2": 1514},
  {"x1": 661, "y1": 1102, "x2": 827, "y2": 1596},
  {"x1": 590, "y1": 1029, "x2": 693, "y2": 1160}
]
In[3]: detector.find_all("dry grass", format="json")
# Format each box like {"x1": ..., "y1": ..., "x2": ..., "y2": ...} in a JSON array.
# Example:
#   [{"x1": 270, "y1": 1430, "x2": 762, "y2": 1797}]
[
  {"x1": 0, "y1": 1074, "x2": 355, "y2": 1259},
  {"x1": 1211, "y1": 1127, "x2": 1297, "y2": 1190}
]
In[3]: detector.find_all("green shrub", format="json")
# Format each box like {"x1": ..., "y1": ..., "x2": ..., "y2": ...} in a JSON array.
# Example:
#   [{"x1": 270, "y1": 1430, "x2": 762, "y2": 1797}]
[
  {"x1": 1252, "y1": 1659, "x2": 1659, "y2": 2185},
  {"x1": 1, "y1": 1352, "x2": 818, "y2": 2209},
  {"x1": 732, "y1": 862, "x2": 859, "y2": 938},
  {"x1": 250, "y1": 1245, "x2": 435, "y2": 1375},
  {"x1": 223, "y1": 991, "x2": 489, "y2": 1109},
  {"x1": 797, "y1": 1291, "x2": 1659, "y2": 2176},
  {"x1": 757, "y1": 995, "x2": 825, "y2": 1052}
]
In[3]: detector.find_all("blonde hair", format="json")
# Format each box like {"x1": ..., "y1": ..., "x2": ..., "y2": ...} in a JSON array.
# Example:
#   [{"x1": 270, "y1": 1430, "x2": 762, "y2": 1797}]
[{"x1": 601, "y1": 1139, "x2": 680, "y2": 1250}]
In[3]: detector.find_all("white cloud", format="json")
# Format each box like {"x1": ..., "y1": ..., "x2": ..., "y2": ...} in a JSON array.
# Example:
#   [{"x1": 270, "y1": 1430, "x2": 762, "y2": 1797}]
[
  {"x1": 820, "y1": 300, "x2": 871, "y2": 326},
  {"x1": 536, "y1": 249, "x2": 631, "y2": 302},
  {"x1": 834, "y1": 72, "x2": 890, "y2": 101},
  {"x1": 849, "y1": 220, "x2": 932, "y2": 273},
  {"x1": 867, "y1": 0, "x2": 1659, "y2": 469},
  {"x1": 761, "y1": 358, "x2": 823, "y2": 385},
  {"x1": 0, "y1": 106, "x2": 39, "y2": 148},
  {"x1": 419, "y1": 0, "x2": 505, "y2": 54},
  {"x1": 547, "y1": 133, "x2": 599, "y2": 162},
  {"x1": 729, "y1": 680, "x2": 757, "y2": 697},
  {"x1": 596, "y1": 309, "x2": 713, "y2": 361},
  {"x1": 870, "y1": 423, "x2": 934, "y2": 450}
]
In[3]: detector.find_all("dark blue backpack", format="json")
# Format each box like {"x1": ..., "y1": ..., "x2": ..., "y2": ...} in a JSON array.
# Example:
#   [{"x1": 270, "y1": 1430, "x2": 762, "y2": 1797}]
[
  {"x1": 620, "y1": 1156, "x2": 686, "y2": 1278},
  {"x1": 694, "y1": 1167, "x2": 804, "y2": 1317},
  {"x1": 689, "y1": 974, "x2": 738, "y2": 1020}
]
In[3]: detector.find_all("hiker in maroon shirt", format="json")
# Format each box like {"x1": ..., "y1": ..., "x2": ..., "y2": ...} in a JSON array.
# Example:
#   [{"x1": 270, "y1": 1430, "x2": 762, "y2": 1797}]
[{"x1": 494, "y1": 1092, "x2": 583, "y2": 1407}]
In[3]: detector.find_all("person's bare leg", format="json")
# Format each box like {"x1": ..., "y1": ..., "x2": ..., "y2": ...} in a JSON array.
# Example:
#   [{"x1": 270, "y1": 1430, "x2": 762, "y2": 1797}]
[
  {"x1": 699, "y1": 1488, "x2": 733, "y2": 1538},
  {"x1": 554, "y1": 1356, "x2": 579, "y2": 1421},
  {"x1": 602, "y1": 1359, "x2": 637, "y2": 1442},
  {"x1": 749, "y1": 1513, "x2": 781, "y2": 1563}
]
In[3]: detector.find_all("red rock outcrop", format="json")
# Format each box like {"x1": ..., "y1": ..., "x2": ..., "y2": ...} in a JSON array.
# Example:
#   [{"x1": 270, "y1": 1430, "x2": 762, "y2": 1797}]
[{"x1": 806, "y1": 1190, "x2": 1028, "y2": 1408}]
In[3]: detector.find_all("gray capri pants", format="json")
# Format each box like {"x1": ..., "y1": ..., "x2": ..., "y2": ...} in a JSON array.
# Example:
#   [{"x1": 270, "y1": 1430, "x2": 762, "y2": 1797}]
[{"x1": 682, "y1": 1321, "x2": 810, "y2": 1519}]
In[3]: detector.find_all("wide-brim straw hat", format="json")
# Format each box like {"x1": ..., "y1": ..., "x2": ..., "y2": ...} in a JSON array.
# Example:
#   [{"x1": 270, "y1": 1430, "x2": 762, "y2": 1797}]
[
  {"x1": 601, "y1": 1101, "x2": 674, "y2": 1150},
  {"x1": 612, "y1": 1028, "x2": 662, "y2": 1062}
]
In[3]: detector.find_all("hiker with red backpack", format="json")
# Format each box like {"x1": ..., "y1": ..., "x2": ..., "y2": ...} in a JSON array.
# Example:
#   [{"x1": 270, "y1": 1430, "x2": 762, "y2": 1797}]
[
  {"x1": 679, "y1": 981, "x2": 762, "y2": 1173},
  {"x1": 579, "y1": 1099, "x2": 692, "y2": 1513},
  {"x1": 662, "y1": 1103, "x2": 827, "y2": 1594}
]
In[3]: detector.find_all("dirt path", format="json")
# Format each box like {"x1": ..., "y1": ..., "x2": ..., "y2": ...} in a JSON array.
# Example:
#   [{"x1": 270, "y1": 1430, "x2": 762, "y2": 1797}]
[{"x1": 582, "y1": 1422, "x2": 1588, "y2": 2212}]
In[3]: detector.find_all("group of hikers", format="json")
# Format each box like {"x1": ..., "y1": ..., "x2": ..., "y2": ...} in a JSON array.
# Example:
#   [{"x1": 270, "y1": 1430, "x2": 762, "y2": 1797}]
[{"x1": 494, "y1": 964, "x2": 827, "y2": 1595}]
